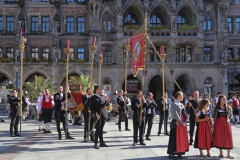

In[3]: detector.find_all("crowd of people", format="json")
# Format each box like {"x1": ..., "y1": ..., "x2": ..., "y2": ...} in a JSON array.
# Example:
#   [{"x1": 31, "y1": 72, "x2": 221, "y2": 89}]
[{"x1": 7, "y1": 86, "x2": 238, "y2": 159}]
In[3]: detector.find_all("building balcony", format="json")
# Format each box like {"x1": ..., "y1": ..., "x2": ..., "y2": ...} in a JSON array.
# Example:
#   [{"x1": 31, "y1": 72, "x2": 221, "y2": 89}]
[{"x1": 177, "y1": 30, "x2": 197, "y2": 37}]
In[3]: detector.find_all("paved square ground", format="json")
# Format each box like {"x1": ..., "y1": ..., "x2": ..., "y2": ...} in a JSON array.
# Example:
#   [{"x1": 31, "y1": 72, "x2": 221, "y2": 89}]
[{"x1": 0, "y1": 115, "x2": 240, "y2": 160}]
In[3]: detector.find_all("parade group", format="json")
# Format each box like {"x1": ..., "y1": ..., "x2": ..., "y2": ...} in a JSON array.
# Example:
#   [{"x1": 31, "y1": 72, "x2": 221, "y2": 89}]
[{"x1": 7, "y1": 85, "x2": 237, "y2": 159}]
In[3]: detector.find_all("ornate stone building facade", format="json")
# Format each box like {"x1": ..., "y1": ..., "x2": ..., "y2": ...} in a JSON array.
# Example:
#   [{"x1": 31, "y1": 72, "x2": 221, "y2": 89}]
[{"x1": 0, "y1": 0, "x2": 240, "y2": 100}]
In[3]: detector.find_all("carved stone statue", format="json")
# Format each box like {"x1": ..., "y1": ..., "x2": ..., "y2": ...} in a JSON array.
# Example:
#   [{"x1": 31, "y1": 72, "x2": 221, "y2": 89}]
[
  {"x1": 52, "y1": 47, "x2": 60, "y2": 63},
  {"x1": 15, "y1": 49, "x2": 20, "y2": 62},
  {"x1": 54, "y1": 16, "x2": 61, "y2": 34},
  {"x1": 221, "y1": 48, "x2": 228, "y2": 63},
  {"x1": 54, "y1": 35, "x2": 59, "y2": 47},
  {"x1": 171, "y1": 16, "x2": 176, "y2": 29},
  {"x1": 171, "y1": 0, "x2": 176, "y2": 11}
]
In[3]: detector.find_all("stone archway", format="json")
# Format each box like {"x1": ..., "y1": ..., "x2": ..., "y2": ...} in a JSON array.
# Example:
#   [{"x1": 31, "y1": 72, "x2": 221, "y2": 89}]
[
  {"x1": 173, "y1": 74, "x2": 192, "y2": 96},
  {"x1": 122, "y1": 74, "x2": 141, "y2": 99},
  {"x1": 148, "y1": 74, "x2": 163, "y2": 101},
  {"x1": 61, "y1": 73, "x2": 80, "y2": 87},
  {"x1": 0, "y1": 72, "x2": 14, "y2": 95},
  {"x1": 229, "y1": 73, "x2": 240, "y2": 95}
]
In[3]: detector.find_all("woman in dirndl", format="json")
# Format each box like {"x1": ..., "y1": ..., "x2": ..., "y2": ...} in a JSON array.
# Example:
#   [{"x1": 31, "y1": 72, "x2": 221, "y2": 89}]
[
  {"x1": 212, "y1": 95, "x2": 234, "y2": 159},
  {"x1": 194, "y1": 99, "x2": 212, "y2": 157}
]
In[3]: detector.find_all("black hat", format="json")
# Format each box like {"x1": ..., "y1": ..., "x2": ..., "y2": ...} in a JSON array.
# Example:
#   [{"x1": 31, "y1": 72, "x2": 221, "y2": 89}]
[{"x1": 188, "y1": 94, "x2": 192, "y2": 97}]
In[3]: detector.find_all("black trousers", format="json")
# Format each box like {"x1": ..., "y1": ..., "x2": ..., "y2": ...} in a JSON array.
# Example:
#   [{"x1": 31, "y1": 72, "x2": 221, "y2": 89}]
[
  {"x1": 189, "y1": 115, "x2": 196, "y2": 143},
  {"x1": 55, "y1": 110, "x2": 69, "y2": 137},
  {"x1": 133, "y1": 113, "x2": 145, "y2": 143},
  {"x1": 10, "y1": 112, "x2": 19, "y2": 134},
  {"x1": 42, "y1": 108, "x2": 53, "y2": 123},
  {"x1": 158, "y1": 111, "x2": 168, "y2": 134},
  {"x1": 84, "y1": 112, "x2": 94, "y2": 139},
  {"x1": 145, "y1": 114, "x2": 153, "y2": 138},
  {"x1": 118, "y1": 109, "x2": 128, "y2": 129},
  {"x1": 94, "y1": 118, "x2": 105, "y2": 144}
]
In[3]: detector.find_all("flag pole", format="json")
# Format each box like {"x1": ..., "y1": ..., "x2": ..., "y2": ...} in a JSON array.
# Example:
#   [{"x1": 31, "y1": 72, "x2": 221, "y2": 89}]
[{"x1": 139, "y1": 19, "x2": 147, "y2": 127}]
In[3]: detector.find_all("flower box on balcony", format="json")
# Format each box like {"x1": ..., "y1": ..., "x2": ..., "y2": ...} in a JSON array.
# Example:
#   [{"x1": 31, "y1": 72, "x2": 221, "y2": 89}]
[{"x1": 178, "y1": 25, "x2": 197, "y2": 30}]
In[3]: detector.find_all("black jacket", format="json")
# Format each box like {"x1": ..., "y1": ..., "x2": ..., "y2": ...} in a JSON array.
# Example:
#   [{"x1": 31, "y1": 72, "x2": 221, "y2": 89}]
[
  {"x1": 53, "y1": 92, "x2": 72, "y2": 113},
  {"x1": 186, "y1": 99, "x2": 200, "y2": 118},
  {"x1": 117, "y1": 96, "x2": 129, "y2": 113},
  {"x1": 9, "y1": 95, "x2": 20, "y2": 114},
  {"x1": 89, "y1": 94, "x2": 107, "y2": 119},
  {"x1": 146, "y1": 99, "x2": 157, "y2": 118},
  {"x1": 82, "y1": 95, "x2": 90, "y2": 115},
  {"x1": 131, "y1": 97, "x2": 147, "y2": 122},
  {"x1": 157, "y1": 98, "x2": 169, "y2": 116}
]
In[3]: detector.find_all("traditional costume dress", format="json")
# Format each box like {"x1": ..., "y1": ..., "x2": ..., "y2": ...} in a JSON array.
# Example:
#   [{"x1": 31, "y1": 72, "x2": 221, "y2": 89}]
[
  {"x1": 167, "y1": 100, "x2": 189, "y2": 157},
  {"x1": 194, "y1": 110, "x2": 212, "y2": 150},
  {"x1": 212, "y1": 107, "x2": 233, "y2": 149}
]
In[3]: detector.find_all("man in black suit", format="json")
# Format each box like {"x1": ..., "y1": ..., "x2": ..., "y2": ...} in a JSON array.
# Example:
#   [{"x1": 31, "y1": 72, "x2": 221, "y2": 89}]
[
  {"x1": 117, "y1": 90, "x2": 130, "y2": 131},
  {"x1": 158, "y1": 92, "x2": 171, "y2": 136},
  {"x1": 53, "y1": 86, "x2": 74, "y2": 140},
  {"x1": 89, "y1": 86, "x2": 109, "y2": 149},
  {"x1": 145, "y1": 92, "x2": 157, "y2": 140},
  {"x1": 9, "y1": 89, "x2": 21, "y2": 137},
  {"x1": 82, "y1": 88, "x2": 94, "y2": 142},
  {"x1": 132, "y1": 90, "x2": 147, "y2": 146},
  {"x1": 186, "y1": 91, "x2": 200, "y2": 145}
]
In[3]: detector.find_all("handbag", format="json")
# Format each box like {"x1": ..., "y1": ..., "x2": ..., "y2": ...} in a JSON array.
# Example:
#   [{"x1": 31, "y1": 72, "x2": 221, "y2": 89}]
[{"x1": 170, "y1": 121, "x2": 177, "y2": 128}]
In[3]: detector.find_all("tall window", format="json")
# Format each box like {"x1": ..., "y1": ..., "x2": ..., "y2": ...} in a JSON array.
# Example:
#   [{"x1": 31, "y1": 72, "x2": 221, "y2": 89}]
[
  {"x1": 124, "y1": 14, "x2": 137, "y2": 25},
  {"x1": 103, "y1": 46, "x2": 112, "y2": 62},
  {"x1": 177, "y1": 15, "x2": 186, "y2": 28},
  {"x1": 187, "y1": 48, "x2": 192, "y2": 62},
  {"x1": 42, "y1": 0, "x2": 49, "y2": 1},
  {"x1": 77, "y1": 48, "x2": 84, "y2": 60},
  {"x1": 31, "y1": 48, "x2": 38, "y2": 59},
  {"x1": 67, "y1": 0, "x2": 74, "y2": 2},
  {"x1": 70, "y1": 48, "x2": 74, "y2": 60},
  {"x1": 31, "y1": 16, "x2": 39, "y2": 32},
  {"x1": 236, "y1": 18, "x2": 240, "y2": 32},
  {"x1": 123, "y1": 47, "x2": 132, "y2": 62},
  {"x1": 103, "y1": 20, "x2": 112, "y2": 31},
  {"x1": 150, "y1": 15, "x2": 161, "y2": 27},
  {"x1": 31, "y1": 0, "x2": 38, "y2": 1},
  {"x1": 204, "y1": 13, "x2": 212, "y2": 31},
  {"x1": 42, "y1": 16, "x2": 50, "y2": 33},
  {"x1": 42, "y1": 48, "x2": 49, "y2": 60},
  {"x1": 0, "y1": 16, "x2": 2, "y2": 31},
  {"x1": 6, "y1": 16, "x2": 14, "y2": 32},
  {"x1": 6, "y1": 47, "x2": 13, "y2": 58},
  {"x1": 0, "y1": 47, "x2": 2, "y2": 58},
  {"x1": 204, "y1": 77, "x2": 212, "y2": 96},
  {"x1": 176, "y1": 46, "x2": 192, "y2": 62},
  {"x1": 77, "y1": 17, "x2": 85, "y2": 33},
  {"x1": 176, "y1": 48, "x2": 180, "y2": 62},
  {"x1": 150, "y1": 48, "x2": 154, "y2": 62},
  {"x1": 67, "y1": 17, "x2": 74, "y2": 33},
  {"x1": 228, "y1": 48, "x2": 234, "y2": 59},
  {"x1": 204, "y1": 47, "x2": 212, "y2": 62},
  {"x1": 77, "y1": 0, "x2": 84, "y2": 2},
  {"x1": 227, "y1": 17, "x2": 233, "y2": 32}
]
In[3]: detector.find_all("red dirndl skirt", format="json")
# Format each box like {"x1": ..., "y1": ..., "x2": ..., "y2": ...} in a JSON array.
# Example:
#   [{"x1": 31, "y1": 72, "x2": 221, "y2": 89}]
[
  {"x1": 176, "y1": 115, "x2": 189, "y2": 153},
  {"x1": 197, "y1": 121, "x2": 212, "y2": 150},
  {"x1": 212, "y1": 117, "x2": 233, "y2": 149}
]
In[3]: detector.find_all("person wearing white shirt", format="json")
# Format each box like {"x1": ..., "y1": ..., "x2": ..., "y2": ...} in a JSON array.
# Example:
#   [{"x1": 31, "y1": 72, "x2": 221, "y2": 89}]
[{"x1": 37, "y1": 90, "x2": 45, "y2": 131}]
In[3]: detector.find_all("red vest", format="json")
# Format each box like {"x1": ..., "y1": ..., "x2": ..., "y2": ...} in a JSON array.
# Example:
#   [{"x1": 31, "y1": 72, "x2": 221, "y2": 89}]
[
  {"x1": 42, "y1": 95, "x2": 53, "y2": 109},
  {"x1": 232, "y1": 98, "x2": 239, "y2": 107}
]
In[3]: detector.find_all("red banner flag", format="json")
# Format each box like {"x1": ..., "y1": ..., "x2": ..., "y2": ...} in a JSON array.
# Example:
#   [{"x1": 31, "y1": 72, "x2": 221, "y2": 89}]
[{"x1": 131, "y1": 32, "x2": 145, "y2": 77}]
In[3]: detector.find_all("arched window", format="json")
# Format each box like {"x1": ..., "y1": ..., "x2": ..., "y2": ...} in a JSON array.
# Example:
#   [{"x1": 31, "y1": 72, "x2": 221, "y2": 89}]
[
  {"x1": 204, "y1": 13, "x2": 212, "y2": 31},
  {"x1": 177, "y1": 15, "x2": 186, "y2": 27},
  {"x1": 124, "y1": 14, "x2": 137, "y2": 25},
  {"x1": 150, "y1": 15, "x2": 161, "y2": 27},
  {"x1": 204, "y1": 77, "x2": 212, "y2": 96},
  {"x1": 102, "y1": 12, "x2": 112, "y2": 31}
]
